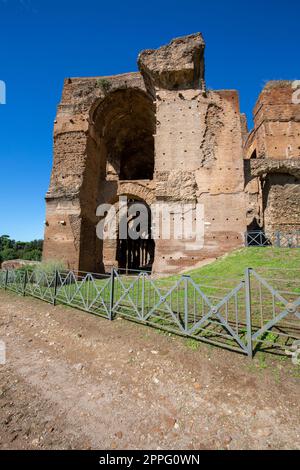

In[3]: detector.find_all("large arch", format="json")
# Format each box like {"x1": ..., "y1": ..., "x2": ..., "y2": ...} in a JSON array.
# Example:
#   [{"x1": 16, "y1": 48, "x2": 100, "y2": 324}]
[
  {"x1": 80, "y1": 87, "x2": 156, "y2": 272},
  {"x1": 90, "y1": 88, "x2": 156, "y2": 181}
]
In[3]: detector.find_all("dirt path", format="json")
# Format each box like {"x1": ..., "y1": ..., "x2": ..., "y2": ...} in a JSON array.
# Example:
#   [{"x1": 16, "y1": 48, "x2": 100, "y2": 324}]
[{"x1": 0, "y1": 290, "x2": 299, "y2": 450}]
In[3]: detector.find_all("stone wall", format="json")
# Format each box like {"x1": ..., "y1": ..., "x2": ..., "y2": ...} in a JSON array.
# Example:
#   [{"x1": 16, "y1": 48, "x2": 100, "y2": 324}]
[
  {"x1": 1, "y1": 260, "x2": 40, "y2": 271},
  {"x1": 245, "y1": 81, "x2": 300, "y2": 160},
  {"x1": 43, "y1": 72, "x2": 148, "y2": 272},
  {"x1": 152, "y1": 87, "x2": 245, "y2": 272},
  {"x1": 244, "y1": 81, "x2": 300, "y2": 234}
]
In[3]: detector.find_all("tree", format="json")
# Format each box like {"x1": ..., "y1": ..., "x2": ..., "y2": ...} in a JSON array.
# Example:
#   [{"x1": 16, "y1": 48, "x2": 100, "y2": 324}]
[{"x1": 0, "y1": 235, "x2": 43, "y2": 263}]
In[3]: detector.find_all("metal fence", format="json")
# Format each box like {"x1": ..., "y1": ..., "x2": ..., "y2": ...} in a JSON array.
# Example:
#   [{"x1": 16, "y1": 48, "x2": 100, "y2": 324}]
[
  {"x1": 0, "y1": 266, "x2": 299, "y2": 358},
  {"x1": 246, "y1": 230, "x2": 300, "y2": 248}
]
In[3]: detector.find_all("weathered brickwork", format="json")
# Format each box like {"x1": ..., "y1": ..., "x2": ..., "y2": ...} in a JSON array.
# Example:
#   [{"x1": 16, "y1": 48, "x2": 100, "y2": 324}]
[
  {"x1": 244, "y1": 81, "x2": 300, "y2": 235},
  {"x1": 43, "y1": 34, "x2": 300, "y2": 274}
]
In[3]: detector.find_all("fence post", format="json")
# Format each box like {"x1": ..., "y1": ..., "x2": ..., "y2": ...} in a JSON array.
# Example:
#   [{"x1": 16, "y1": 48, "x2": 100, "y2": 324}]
[
  {"x1": 183, "y1": 275, "x2": 190, "y2": 334},
  {"x1": 245, "y1": 268, "x2": 253, "y2": 358},
  {"x1": 23, "y1": 270, "x2": 28, "y2": 296},
  {"x1": 109, "y1": 268, "x2": 115, "y2": 321},
  {"x1": 276, "y1": 231, "x2": 281, "y2": 247},
  {"x1": 141, "y1": 272, "x2": 145, "y2": 320},
  {"x1": 4, "y1": 270, "x2": 8, "y2": 290},
  {"x1": 53, "y1": 270, "x2": 59, "y2": 306}
]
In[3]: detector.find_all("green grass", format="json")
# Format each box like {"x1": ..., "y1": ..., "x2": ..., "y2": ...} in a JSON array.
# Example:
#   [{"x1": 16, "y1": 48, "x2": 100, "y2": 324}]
[
  {"x1": 169, "y1": 247, "x2": 300, "y2": 281},
  {"x1": 185, "y1": 338, "x2": 201, "y2": 351}
]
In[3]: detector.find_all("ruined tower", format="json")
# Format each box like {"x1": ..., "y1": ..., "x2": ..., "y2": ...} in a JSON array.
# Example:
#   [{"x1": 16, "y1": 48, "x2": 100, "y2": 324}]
[
  {"x1": 244, "y1": 81, "x2": 300, "y2": 236},
  {"x1": 43, "y1": 34, "x2": 300, "y2": 273}
]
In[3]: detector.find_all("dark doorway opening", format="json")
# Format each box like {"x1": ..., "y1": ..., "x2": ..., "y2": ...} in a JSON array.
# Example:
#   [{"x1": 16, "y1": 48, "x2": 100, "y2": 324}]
[
  {"x1": 117, "y1": 198, "x2": 155, "y2": 272},
  {"x1": 246, "y1": 218, "x2": 269, "y2": 246}
]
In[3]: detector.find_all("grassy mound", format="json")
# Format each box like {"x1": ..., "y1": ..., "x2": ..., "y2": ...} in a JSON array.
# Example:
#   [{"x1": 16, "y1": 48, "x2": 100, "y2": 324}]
[{"x1": 176, "y1": 247, "x2": 300, "y2": 282}]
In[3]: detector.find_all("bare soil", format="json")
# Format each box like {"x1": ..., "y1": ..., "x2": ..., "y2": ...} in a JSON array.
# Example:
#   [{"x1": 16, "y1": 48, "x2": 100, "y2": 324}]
[{"x1": 0, "y1": 290, "x2": 299, "y2": 450}]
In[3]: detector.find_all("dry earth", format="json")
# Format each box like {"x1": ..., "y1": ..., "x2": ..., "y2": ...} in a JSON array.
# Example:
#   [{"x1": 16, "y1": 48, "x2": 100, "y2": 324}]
[{"x1": 0, "y1": 290, "x2": 299, "y2": 450}]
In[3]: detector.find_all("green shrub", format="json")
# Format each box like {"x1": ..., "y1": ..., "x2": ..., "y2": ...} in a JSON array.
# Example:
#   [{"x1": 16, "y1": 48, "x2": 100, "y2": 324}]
[
  {"x1": 25, "y1": 260, "x2": 68, "y2": 287},
  {"x1": 15, "y1": 264, "x2": 38, "y2": 273},
  {"x1": 96, "y1": 78, "x2": 112, "y2": 94},
  {"x1": 34, "y1": 260, "x2": 67, "y2": 274}
]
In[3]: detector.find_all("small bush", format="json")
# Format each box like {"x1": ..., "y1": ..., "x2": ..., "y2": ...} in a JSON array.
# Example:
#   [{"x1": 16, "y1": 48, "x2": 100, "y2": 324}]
[
  {"x1": 34, "y1": 260, "x2": 67, "y2": 275},
  {"x1": 15, "y1": 264, "x2": 37, "y2": 273},
  {"x1": 26, "y1": 260, "x2": 67, "y2": 287},
  {"x1": 96, "y1": 78, "x2": 112, "y2": 94}
]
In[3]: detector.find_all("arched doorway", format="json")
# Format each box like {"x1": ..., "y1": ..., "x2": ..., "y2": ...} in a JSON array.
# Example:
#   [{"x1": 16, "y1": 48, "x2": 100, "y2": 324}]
[
  {"x1": 117, "y1": 198, "x2": 155, "y2": 272},
  {"x1": 91, "y1": 88, "x2": 155, "y2": 182}
]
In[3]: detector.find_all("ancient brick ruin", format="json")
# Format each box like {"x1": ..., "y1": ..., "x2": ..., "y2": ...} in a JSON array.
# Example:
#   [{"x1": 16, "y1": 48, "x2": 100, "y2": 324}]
[{"x1": 43, "y1": 33, "x2": 300, "y2": 274}]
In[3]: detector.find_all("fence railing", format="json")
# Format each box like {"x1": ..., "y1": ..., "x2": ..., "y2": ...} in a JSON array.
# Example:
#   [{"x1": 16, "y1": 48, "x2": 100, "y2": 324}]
[
  {"x1": 246, "y1": 230, "x2": 300, "y2": 248},
  {"x1": 0, "y1": 267, "x2": 299, "y2": 358}
]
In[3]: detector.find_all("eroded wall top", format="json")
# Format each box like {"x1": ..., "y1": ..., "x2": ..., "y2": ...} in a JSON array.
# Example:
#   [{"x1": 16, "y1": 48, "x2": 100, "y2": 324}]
[
  {"x1": 245, "y1": 80, "x2": 300, "y2": 160},
  {"x1": 138, "y1": 33, "x2": 205, "y2": 95}
]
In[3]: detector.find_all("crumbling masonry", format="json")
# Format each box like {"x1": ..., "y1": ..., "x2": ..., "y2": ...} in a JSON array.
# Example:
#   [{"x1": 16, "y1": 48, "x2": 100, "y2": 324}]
[{"x1": 43, "y1": 33, "x2": 300, "y2": 274}]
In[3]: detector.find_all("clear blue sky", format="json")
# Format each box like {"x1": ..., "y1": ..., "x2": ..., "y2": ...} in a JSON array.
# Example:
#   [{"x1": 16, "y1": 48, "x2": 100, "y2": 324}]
[{"x1": 0, "y1": 0, "x2": 299, "y2": 241}]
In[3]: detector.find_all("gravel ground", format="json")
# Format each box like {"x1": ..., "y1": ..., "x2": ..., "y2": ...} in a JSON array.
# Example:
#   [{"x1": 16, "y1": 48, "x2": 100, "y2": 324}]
[{"x1": 0, "y1": 290, "x2": 299, "y2": 450}]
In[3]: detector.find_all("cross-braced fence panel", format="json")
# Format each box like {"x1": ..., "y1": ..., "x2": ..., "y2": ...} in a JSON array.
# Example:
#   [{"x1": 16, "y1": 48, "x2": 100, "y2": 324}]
[
  {"x1": 183, "y1": 276, "x2": 250, "y2": 354},
  {"x1": 55, "y1": 271, "x2": 112, "y2": 319},
  {"x1": 110, "y1": 271, "x2": 250, "y2": 354},
  {"x1": 249, "y1": 268, "x2": 300, "y2": 353},
  {"x1": 246, "y1": 230, "x2": 300, "y2": 248},
  {"x1": 25, "y1": 270, "x2": 56, "y2": 303}
]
